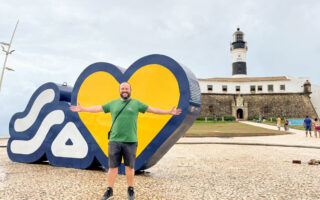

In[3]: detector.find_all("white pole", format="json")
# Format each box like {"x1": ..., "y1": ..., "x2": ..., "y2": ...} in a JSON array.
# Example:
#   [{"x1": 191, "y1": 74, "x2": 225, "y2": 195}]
[{"x1": 0, "y1": 20, "x2": 19, "y2": 92}]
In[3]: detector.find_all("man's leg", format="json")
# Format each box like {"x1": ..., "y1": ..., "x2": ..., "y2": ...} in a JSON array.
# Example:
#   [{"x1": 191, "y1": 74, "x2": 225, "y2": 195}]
[
  {"x1": 108, "y1": 168, "x2": 118, "y2": 188},
  {"x1": 125, "y1": 166, "x2": 135, "y2": 186},
  {"x1": 100, "y1": 142, "x2": 122, "y2": 200},
  {"x1": 126, "y1": 166, "x2": 135, "y2": 200},
  {"x1": 108, "y1": 141, "x2": 122, "y2": 188},
  {"x1": 123, "y1": 142, "x2": 137, "y2": 187},
  {"x1": 123, "y1": 142, "x2": 137, "y2": 200},
  {"x1": 101, "y1": 168, "x2": 118, "y2": 200},
  {"x1": 309, "y1": 128, "x2": 312, "y2": 136}
]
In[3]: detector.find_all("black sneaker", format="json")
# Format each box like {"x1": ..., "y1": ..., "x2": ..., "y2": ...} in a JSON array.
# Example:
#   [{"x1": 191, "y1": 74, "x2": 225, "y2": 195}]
[
  {"x1": 128, "y1": 187, "x2": 135, "y2": 200},
  {"x1": 100, "y1": 187, "x2": 114, "y2": 200}
]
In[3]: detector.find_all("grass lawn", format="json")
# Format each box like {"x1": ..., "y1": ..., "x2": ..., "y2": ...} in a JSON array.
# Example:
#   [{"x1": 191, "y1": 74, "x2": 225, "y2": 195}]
[
  {"x1": 258, "y1": 120, "x2": 306, "y2": 131},
  {"x1": 288, "y1": 125, "x2": 305, "y2": 131},
  {"x1": 185, "y1": 121, "x2": 289, "y2": 137}
]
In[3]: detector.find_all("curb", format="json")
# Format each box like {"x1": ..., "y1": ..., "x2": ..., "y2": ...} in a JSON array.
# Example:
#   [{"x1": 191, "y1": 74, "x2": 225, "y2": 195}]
[{"x1": 176, "y1": 142, "x2": 320, "y2": 149}]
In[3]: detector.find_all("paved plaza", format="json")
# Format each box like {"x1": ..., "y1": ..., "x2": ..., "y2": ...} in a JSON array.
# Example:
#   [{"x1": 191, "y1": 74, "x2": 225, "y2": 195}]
[
  {"x1": 1, "y1": 122, "x2": 320, "y2": 199},
  {"x1": 181, "y1": 121, "x2": 320, "y2": 149}
]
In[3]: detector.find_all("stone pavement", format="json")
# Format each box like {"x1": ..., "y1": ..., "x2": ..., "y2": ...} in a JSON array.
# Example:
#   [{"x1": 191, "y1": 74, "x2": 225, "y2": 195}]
[
  {"x1": 178, "y1": 121, "x2": 320, "y2": 149},
  {"x1": 0, "y1": 139, "x2": 6, "y2": 147},
  {"x1": 1, "y1": 122, "x2": 320, "y2": 199},
  {"x1": 1, "y1": 141, "x2": 320, "y2": 199}
]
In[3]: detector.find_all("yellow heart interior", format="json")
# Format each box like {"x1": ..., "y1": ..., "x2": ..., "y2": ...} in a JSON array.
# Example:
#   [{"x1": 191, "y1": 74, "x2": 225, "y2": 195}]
[{"x1": 77, "y1": 64, "x2": 180, "y2": 157}]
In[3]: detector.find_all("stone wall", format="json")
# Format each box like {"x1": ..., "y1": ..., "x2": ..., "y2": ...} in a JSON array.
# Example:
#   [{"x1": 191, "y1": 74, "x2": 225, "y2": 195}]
[
  {"x1": 199, "y1": 93, "x2": 318, "y2": 119},
  {"x1": 200, "y1": 94, "x2": 234, "y2": 117},
  {"x1": 311, "y1": 85, "x2": 320, "y2": 117}
]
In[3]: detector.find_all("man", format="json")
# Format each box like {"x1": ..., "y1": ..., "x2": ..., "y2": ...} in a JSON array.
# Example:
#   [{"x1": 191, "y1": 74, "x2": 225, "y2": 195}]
[
  {"x1": 276, "y1": 117, "x2": 281, "y2": 131},
  {"x1": 304, "y1": 115, "x2": 312, "y2": 137},
  {"x1": 70, "y1": 82, "x2": 181, "y2": 200},
  {"x1": 284, "y1": 117, "x2": 289, "y2": 131}
]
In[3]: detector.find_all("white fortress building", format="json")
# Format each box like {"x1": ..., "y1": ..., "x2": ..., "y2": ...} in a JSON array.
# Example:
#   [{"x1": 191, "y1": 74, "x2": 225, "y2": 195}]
[
  {"x1": 198, "y1": 28, "x2": 320, "y2": 119},
  {"x1": 199, "y1": 76, "x2": 311, "y2": 94}
]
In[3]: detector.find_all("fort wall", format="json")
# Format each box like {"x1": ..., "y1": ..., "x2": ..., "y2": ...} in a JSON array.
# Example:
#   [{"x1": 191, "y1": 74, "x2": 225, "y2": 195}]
[{"x1": 199, "y1": 93, "x2": 318, "y2": 119}]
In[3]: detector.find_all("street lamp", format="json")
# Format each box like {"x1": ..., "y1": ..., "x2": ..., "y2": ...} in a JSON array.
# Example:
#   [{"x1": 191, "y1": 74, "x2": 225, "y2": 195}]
[{"x1": 0, "y1": 20, "x2": 19, "y2": 92}]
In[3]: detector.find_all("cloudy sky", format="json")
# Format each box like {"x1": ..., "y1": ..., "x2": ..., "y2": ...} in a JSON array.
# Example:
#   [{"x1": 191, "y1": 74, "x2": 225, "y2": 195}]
[{"x1": 0, "y1": 0, "x2": 319, "y2": 136}]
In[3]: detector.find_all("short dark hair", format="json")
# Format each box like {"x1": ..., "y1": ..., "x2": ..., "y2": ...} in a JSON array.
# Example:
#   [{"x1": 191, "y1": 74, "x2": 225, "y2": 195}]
[{"x1": 306, "y1": 115, "x2": 309, "y2": 118}]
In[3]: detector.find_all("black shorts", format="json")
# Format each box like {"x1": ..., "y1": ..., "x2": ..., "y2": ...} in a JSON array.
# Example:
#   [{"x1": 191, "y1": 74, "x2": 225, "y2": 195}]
[
  {"x1": 305, "y1": 126, "x2": 311, "y2": 131},
  {"x1": 108, "y1": 141, "x2": 137, "y2": 169}
]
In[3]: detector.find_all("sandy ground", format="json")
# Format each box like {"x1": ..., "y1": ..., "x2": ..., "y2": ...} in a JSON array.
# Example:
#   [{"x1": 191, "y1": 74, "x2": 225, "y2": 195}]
[
  {"x1": 1, "y1": 137, "x2": 320, "y2": 200},
  {"x1": 0, "y1": 139, "x2": 7, "y2": 147}
]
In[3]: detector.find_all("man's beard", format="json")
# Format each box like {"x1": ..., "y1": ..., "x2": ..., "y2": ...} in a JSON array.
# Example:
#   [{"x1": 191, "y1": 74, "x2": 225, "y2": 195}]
[{"x1": 120, "y1": 92, "x2": 131, "y2": 100}]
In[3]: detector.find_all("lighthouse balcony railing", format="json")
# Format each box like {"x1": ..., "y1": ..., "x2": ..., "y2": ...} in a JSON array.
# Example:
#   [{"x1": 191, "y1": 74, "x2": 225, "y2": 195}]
[{"x1": 230, "y1": 42, "x2": 247, "y2": 50}]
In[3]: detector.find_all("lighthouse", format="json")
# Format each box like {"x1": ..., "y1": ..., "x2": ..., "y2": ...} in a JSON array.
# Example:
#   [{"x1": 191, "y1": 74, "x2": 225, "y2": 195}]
[{"x1": 231, "y1": 28, "x2": 248, "y2": 77}]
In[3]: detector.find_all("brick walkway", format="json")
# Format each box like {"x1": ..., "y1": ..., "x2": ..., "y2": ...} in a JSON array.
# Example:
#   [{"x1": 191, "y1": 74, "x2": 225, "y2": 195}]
[{"x1": 178, "y1": 121, "x2": 320, "y2": 149}]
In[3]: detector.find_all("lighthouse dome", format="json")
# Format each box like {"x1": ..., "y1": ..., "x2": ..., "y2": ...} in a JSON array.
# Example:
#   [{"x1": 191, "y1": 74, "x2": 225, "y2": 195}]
[{"x1": 233, "y1": 27, "x2": 244, "y2": 42}]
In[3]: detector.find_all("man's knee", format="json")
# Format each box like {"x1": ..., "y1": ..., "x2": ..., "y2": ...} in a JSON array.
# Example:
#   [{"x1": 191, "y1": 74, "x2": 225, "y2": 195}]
[
  {"x1": 108, "y1": 168, "x2": 118, "y2": 173},
  {"x1": 125, "y1": 166, "x2": 134, "y2": 170},
  {"x1": 125, "y1": 166, "x2": 135, "y2": 175}
]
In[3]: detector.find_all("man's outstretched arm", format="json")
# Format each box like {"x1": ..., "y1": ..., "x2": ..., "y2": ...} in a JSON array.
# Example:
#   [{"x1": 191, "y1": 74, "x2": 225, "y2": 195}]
[
  {"x1": 146, "y1": 106, "x2": 182, "y2": 115},
  {"x1": 70, "y1": 103, "x2": 103, "y2": 113}
]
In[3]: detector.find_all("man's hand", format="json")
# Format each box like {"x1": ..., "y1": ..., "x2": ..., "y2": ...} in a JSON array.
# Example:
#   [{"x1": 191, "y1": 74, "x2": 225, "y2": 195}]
[
  {"x1": 70, "y1": 103, "x2": 83, "y2": 112},
  {"x1": 169, "y1": 106, "x2": 182, "y2": 115}
]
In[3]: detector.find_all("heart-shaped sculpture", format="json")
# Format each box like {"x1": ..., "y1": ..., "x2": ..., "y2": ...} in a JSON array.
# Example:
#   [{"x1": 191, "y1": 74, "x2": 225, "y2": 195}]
[{"x1": 7, "y1": 54, "x2": 201, "y2": 172}]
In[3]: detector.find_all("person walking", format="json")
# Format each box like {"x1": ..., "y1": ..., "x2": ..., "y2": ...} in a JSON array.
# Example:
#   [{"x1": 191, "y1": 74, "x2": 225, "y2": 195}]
[
  {"x1": 304, "y1": 116, "x2": 312, "y2": 137},
  {"x1": 70, "y1": 82, "x2": 182, "y2": 200},
  {"x1": 276, "y1": 117, "x2": 281, "y2": 131},
  {"x1": 312, "y1": 118, "x2": 320, "y2": 138},
  {"x1": 284, "y1": 117, "x2": 289, "y2": 131}
]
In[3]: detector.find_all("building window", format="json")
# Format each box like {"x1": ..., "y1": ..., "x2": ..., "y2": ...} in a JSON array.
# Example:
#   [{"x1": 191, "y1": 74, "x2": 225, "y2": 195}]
[
  {"x1": 222, "y1": 85, "x2": 227, "y2": 92},
  {"x1": 250, "y1": 85, "x2": 256, "y2": 92},
  {"x1": 258, "y1": 85, "x2": 263, "y2": 91},
  {"x1": 207, "y1": 85, "x2": 213, "y2": 92},
  {"x1": 268, "y1": 85, "x2": 273, "y2": 92},
  {"x1": 236, "y1": 86, "x2": 240, "y2": 92},
  {"x1": 280, "y1": 85, "x2": 285, "y2": 91},
  {"x1": 236, "y1": 34, "x2": 243, "y2": 41}
]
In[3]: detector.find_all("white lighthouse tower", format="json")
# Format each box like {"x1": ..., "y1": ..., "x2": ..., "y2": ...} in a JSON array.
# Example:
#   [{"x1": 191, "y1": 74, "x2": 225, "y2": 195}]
[{"x1": 231, "y1": 27, "x2": 248, "y2": 77}]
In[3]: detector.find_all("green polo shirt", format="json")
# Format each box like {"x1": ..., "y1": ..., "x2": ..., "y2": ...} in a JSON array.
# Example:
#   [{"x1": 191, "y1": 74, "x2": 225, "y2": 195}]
[{"x1": 102, "y1": 98, "x2": 149, "y2": 142}]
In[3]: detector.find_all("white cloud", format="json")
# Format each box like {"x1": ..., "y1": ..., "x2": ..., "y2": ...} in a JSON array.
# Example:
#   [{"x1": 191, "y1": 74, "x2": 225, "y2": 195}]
[{"x1": 1, "y1": 0, "x2": 320, "y2": 136}]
